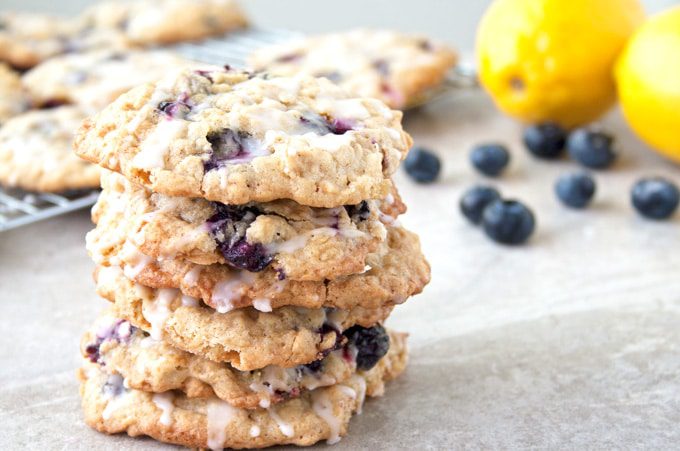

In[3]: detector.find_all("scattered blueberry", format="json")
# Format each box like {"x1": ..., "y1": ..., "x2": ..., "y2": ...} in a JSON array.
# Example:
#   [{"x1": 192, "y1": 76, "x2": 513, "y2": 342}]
[
  {"x1": 482, "y1": 199, "x2": 535, "y2": 245},
  {"x1": 567, "y1": 129, "x2": 617, "y2": 169},
  {"x1": 157, "y1": 92, "x2": 191, "y2": 119},
  {"x1": 460, "y1": 186, "x2": 502, "y2": 224},
  {"x1": 206, "y1": 204, "x2": 274, "y2": 271},
  {"x1": 631, "y1": 177, "x2": 680, "y2": 220},
  {"x1": 344, "y1": 324, "x2": 390, "y2": 371},
  {"x1": 555, "y1": 172, "x2": 596, "y2": 209},
  {"x1": 470, "y1": 144, "x2": 510, "y2": 176},
  {"x1": 523, "y1": 122, "x2": 567, "y2": 159},
  {"x1": 300, "y1": 114, "x2": 353, "y2": 135},
  {"x1": 404, "y1": 147, "x2": 441, "y2": 183}
]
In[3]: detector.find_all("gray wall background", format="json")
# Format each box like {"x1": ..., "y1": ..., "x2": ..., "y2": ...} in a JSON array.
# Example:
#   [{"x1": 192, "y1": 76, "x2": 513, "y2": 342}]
[{"x1": 5, "y1": 0, "x2": 680, "y2": 55}]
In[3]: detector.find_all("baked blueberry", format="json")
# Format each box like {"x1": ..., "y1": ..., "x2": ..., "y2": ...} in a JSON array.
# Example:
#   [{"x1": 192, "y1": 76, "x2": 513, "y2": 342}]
[
  {"x1": 555, "y1": 172, "x2": 596, "y2": 208},
  {"x1": 631, "y1": 177, "x2": 680, "y2": 220},
  {"x1": 460, "y1": 185, "x2": 501, "y2": 224},
  {"x1": 344, "y1": 324, "x2": 390, "y2": 370},
  {"x1": 204, "y1": 129, "x2": 259, "y2": 171},
  {"x1": 567, "y1": 128, "x2": 617, "y2": 169},
  {"x1": 470, "y1": 143, "x2": 510, "y2": 176},
  {"x1": 345, "y1": 201, "x2": 370, "y2": 222},
  {"x1": 404, "y1": 147, "x2": 441, "y2": 183},
  {"x1": 206, "y1": 204, "x2": 274, "y2": 271},
  {"x1": 523, "y1": 122, "x2": 567, "y2": 159},
  {"x1": 482, "y1": 199, "x2": 535, "y2": 245}
]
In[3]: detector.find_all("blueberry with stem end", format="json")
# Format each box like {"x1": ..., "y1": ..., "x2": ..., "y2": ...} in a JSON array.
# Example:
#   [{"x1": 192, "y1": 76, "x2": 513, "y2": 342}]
[
  {"x1": 482, "y1": 199, "x2": 535, "y2": 245},
  {"x1": 555, "y1": 172, "x2": 596, "y2": 209},
  {"x1": 631, "y1": 177, "x2": 679, "y2": 220},
  {"x1": 523, "y1": 122, "x2": 567, "y2": 159},
  {"x1": 567, "y1": 128, "x2": 617, "y2": 169},
  {"x1": 460, "y1": 186, "x2": 502, "y2": 224},
  {"x1": 470, "y1": 143, "x2": 510, "y2": 177},
  {"x1": 403, "y1": 147, "x2": 441, "y2": 183}
]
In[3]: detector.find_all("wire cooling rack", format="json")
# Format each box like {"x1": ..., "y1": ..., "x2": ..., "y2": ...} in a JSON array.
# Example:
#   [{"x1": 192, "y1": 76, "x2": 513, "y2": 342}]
[{"x1": 0, "y1": 28, "x2": 476, "y2": 232}]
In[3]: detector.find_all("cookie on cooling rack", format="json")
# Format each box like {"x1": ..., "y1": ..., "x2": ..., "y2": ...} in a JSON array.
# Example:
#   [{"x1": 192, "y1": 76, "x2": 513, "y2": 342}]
[
  {"x1": 0, "y1": 106, "x2": 100, "y2": 193},
  {"x1": 23, "y1": 49, "x2": 193, "y2": 110},
  {"x1": 0, "y1": 63, "x2": 30, "y2": 125},
  {"x1": 248, "y1": 29, "x2": 457, "y2": 110},
  {"x1": 78, "y1": 0, "x2": 248, "y2": 45},
  {"x1": 0, "y1": 12, "x2": 131, "y2": 69}
]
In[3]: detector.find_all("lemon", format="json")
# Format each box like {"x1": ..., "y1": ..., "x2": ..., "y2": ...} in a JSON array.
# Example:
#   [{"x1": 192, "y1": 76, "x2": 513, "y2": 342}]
[
  {"x1": 476, "y1": 0, "x2": 645, "y2": 129},
  {"x1": 615, "y1": 6, "x2": 680, "y2": 163}
]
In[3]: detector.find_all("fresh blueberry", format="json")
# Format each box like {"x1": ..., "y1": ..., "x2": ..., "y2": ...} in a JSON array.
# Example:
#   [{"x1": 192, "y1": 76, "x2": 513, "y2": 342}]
[
  {"x1": 460, "y1": 186, "x2": 501, "y2": 224},
  {"x1": 302, "y1": 358, "x2": 324, "y2": 373},
  {"x1": 482, "y1": 199, "x2": 535, "y2": 245},
  {"x1": 523, "y1": 122, "x2": 567, "y2": 159},
  {"x1": 567, "y1": 129, "x2": 617, "y2": 169},
  {"x1": 404, "y1": 147, "x2": 441, "y2": 183},
  {"x1": 555, "y1": 172, "x2": 596, "y2": 209},
  {"x1": 206, "y1": 204, "x2": 274, "y2": 271},
  {"x1": 470, "y1": 144, "x2": 510, "y2": 176},
  {"x1": 344, "y1": 324, "x2": 390, "y2": 371},
  {"x1": 631, "y1": 177, "x2": 680, "y2": 220}
]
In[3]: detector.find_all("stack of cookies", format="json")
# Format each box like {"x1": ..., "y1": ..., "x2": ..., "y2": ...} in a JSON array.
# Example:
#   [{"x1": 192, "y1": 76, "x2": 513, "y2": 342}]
[{"x1": 74, "y1": 66, "x2": 430, "y2": 448}]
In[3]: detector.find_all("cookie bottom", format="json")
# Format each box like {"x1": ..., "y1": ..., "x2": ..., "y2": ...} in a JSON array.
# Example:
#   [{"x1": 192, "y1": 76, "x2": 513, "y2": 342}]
[{"x1": 78, "y1": 333, "x2": 408, "y2": 449}]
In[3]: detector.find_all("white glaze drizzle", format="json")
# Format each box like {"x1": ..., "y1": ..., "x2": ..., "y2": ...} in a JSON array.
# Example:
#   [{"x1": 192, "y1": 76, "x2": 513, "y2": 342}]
[
  {"x1": 142, "y1": 288, "x2": 176, "y2": 340},
  {"x1": 132, "y1": 119, "x2": 186, "y2": 169},
  {"x1": 206, "y1": 399, "x2": 238, "y2": 450},
  {"x1": 249, "y1": 425, "x2": 261, "y2": 438},
  {"x1": 152, "y1": 392, "x2": 175, "y2": 426},
  {"x1": 211, "y1": 272, "x2": 255, "y2": 313},
  {"x1": 252, "y1": 298, "x2": 272, "y2": 312},
  {"x1": 351, "y1": 375, "x2": 367, "y2": 415},
  {"x1": 268, "y1": 407, "x2": 295, "y2": 438},
  {"x1": 311, "y1": 389, "x2": 342, "y2": 444},
  {"x1": 182, "y1": 266, "x2": 202, "y2": 286}
]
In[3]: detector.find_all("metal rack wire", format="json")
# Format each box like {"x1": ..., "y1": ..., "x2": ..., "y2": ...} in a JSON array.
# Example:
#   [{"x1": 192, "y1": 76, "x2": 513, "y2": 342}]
[{"x1": 0, "y1": 28, "x2": 475, "y2": 233}]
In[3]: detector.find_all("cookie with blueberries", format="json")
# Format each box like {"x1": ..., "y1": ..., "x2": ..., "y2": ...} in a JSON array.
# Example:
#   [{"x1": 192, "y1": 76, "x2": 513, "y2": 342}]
[
  {"x1": 74, "y1": 67, "x2": 413, "y2": 208},
  {"x1": 0, "y1": 106, "x2": 100, "y2": 192},
  {"x1": 248, "y1": 29, "x2": 457, "y2": 110},
  {"x1": 81, "y1": 309, "x2": 405, "y2": 410},
  {"x1": 78, "y1": 328, "x2": 406, "y2": 450}
]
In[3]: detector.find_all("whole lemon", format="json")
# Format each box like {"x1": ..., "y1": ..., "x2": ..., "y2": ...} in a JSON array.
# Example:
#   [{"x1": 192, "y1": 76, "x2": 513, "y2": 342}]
[
  {"x1": 616, "y1": 6, "x2": 680, "y2": 163},
  {"x1": 476, "y1": 0, "x2": 645, "y2": 129}
]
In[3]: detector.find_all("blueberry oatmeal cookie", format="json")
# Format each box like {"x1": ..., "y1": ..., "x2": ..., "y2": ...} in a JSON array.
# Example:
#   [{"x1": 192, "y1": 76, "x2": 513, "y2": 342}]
[
  {"x1": 95, "y1": 270, "x2": 393, "y2": 370},
  {"x1": 248, "y1": 29, "x2": 457, "y2": 109},
  {"x1": 23, "y1": 49, "x2": 192, "y2": 110},
  {"x1": 74, "y1": 67, "x2": 412, "y2": 208},
  {"x1": 0, "y1": 12, "x2": 130, "y2": 69},
  {"x1": 0, "y1": 63, "x2": 30, "y2": 125},
  {"x1": 88, "y1": 224, "x2": 430, "y2": 312},
  {"x1": 90, "y1": 170, "x2": 403, "y2": 279},
  {"x1": 78, "y1": 331, "x2": 406, "y2": 449},
  {"x1": 82, "y1": 309, "x2": 405, "y2": 409},
  {"x1": 0, "y1": 106, "x2": 100, "y2": 192},
  {"x1": 79, "y1": 0, "x2": 248, "y2": 45}
]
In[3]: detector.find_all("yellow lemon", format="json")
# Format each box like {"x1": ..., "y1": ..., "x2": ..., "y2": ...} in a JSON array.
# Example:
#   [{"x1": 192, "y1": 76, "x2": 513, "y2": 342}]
[
  {"x1": 615, "y1": 6, "x2": 680, "y2": 163},
  {"x1": 476, "y1": 0, "x2": 645, "y2": 129}
]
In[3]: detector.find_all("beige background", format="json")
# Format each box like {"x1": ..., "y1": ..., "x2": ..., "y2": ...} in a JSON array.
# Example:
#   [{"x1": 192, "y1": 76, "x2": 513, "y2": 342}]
[
  {"x1": 4, "y1": 0, "x2": 680, "y2": 53},
  {"x1": 3, "y1": 0, "x2": 680, "y2": 449}
]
